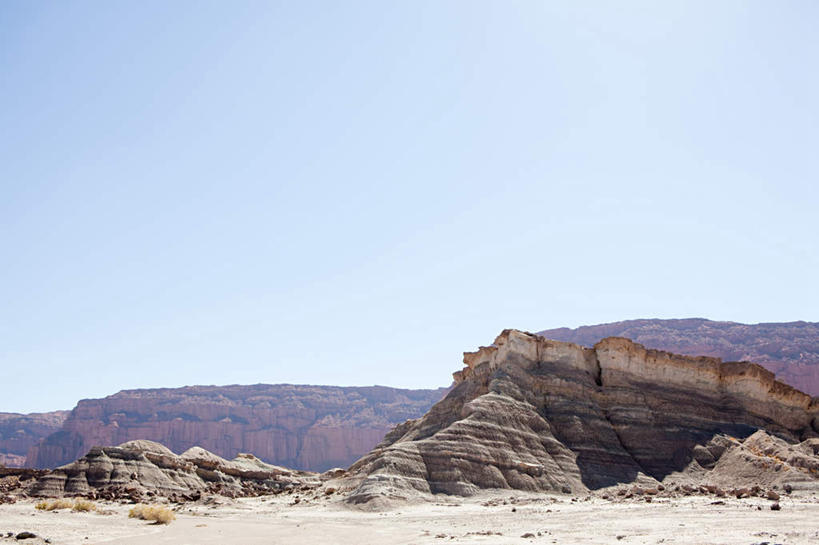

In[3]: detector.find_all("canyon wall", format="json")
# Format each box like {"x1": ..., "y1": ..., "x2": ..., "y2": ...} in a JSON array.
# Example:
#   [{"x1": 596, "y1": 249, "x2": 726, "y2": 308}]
[
  {"x1": 27, "y1": 385, "x2": 447, "y2": 471},
  {"x1": 0, "y1": 412, "x2": 69, "y2": 467},
  {"x1": 540, "y1": 319, "x2": 819, "y2": 395}
]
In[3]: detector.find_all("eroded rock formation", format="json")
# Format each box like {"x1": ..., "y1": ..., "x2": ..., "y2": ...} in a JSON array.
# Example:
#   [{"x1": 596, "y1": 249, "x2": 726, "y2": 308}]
[
  {"x1": 0, "y1": 412, "x2": 69, "y2": 468},
  {"x1": 27, "y1": 385, "x2": 446, "y2": 471},
  {"x1": 28, "y1": 440, "x2": 319, "y2": 500},
  {"x1": 346, "y1": 330, "x2": 819, "y2": 505},
  {"x1": 540, "y1": 319, "x2": 819, "y2": 395}
]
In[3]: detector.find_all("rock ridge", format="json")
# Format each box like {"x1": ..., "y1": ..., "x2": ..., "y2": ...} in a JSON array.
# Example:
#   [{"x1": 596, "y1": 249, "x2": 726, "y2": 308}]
[
  {"x1": 539, "y1": 318, "x2": 819, "y2": 395},
  {"x1": 347, "y1": 330, "x2": 819, "y2": 505},
  {"x1": 27, "y1": 439, "x2": 320, "y2": 500}
]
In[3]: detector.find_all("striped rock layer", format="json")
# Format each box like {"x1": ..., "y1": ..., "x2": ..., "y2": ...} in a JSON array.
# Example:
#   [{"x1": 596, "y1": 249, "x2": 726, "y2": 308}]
[{"x1": 347, "y1": 330, "x2": 819, "y2": 504}]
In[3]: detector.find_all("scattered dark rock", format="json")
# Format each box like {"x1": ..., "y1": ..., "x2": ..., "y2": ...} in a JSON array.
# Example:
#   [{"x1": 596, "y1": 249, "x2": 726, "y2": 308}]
[
  {"x1": 770, "y1": 502, "x2": 781, "y2": 511},
  {"x1": 15, "y1": 532, "x2": 37, "y2": 540},
  {"x1": 766, "y1": 490, "x2": 780, "y2": 501}
]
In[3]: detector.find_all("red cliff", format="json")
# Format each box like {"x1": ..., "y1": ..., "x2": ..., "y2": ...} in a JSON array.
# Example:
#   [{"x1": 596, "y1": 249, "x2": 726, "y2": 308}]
[
  {"x1": 0, "y1": 412, "x2": 69, "y2": 467},
  {"x1": 26, "y1": 384, "x2": 446, "y2": 471}
]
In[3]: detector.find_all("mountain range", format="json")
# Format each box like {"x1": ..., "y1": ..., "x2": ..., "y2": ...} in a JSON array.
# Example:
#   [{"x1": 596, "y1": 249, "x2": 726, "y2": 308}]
[{"x1": 4, "y1": 318, "x2": 817, "y2": 472}]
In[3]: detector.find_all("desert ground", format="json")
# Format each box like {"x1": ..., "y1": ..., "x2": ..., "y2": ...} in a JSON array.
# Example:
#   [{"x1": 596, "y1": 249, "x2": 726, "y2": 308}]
[{"x1": 1, "y1": 491, "x2": 817, "y2": 545}]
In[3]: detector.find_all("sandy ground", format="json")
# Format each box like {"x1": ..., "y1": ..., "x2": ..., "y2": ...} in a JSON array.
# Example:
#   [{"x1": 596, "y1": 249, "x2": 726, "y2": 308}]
[{"x1": 1, "y1": 492, "x2": 818, "y2": 545}]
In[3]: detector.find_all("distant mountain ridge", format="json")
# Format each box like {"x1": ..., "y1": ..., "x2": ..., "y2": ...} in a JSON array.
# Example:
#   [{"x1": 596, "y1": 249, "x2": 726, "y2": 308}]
[
  {"x1": 539, "y1": 319, "x2": 819, "y2": 396},
  {"x1": 0, "y1": 411, "x2": 69, "y2": 467},
  {"x1": 26, "y1": 384, "x2": 447, "y2": 471}
]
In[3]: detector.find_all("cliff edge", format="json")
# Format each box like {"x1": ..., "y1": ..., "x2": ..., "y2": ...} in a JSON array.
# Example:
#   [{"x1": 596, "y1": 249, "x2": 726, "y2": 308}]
[{"x1": 346, "y1": 330, "x2": 819, "y2": 506}]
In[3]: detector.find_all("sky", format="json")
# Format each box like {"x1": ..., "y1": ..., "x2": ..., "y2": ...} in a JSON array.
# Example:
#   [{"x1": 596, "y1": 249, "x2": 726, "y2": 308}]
[{"x1": 1, "y1": 1, "x2": 818, "y2": 413}]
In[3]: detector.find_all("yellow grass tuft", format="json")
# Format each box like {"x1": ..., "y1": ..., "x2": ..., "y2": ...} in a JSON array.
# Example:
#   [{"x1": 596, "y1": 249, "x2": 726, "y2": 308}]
[
  {"x1": 72, "y1": 499, "x2": 96, "y2": 512},
  {"x1": 128, "y1": 504, "x2": 176, "y2": 525},
  {"x1": 35, "y1": 498, "x2": 74, "y2": 511}
]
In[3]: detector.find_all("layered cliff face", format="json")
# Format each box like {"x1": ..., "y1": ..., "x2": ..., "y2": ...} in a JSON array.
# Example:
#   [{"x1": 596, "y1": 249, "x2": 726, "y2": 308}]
[
  {"x1": 28, "y1": 440, "x2": 319, "y2": 500},
  {"x1": 0, "y1": 412, "x2": 69, "y2": 468},
  {"x1": 347, "y1": 330, "x2": 819, "y2": 505},
  {"x1": 540, "y1": 319, "x2": 819, "y2": 395},
  {"x1": 27, "y1": 385, "x2": 446, "y2": 471}
]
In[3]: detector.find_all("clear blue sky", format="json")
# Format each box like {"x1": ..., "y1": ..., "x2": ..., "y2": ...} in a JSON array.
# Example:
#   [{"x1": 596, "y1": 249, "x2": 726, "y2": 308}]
[{"x1": 2, "y1": 1, "x2": 818, "y2": 413}]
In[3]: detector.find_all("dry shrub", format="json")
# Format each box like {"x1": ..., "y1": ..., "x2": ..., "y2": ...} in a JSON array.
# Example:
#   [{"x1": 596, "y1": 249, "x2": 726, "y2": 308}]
[
  {"x1": 72, "y1": 499, "x2": 96, "y2": 512},
  {"x1": 35, "y1": 498, "x2": 74, "y2": 511},
  {"x1": 129, "y1": 504, "x2": 176, "y2": 525}
]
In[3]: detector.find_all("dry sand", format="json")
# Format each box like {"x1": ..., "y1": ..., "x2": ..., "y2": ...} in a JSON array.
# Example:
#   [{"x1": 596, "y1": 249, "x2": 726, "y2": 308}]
[{"x1": 1, "y1": 491, "x2": 818, "y2": 545}]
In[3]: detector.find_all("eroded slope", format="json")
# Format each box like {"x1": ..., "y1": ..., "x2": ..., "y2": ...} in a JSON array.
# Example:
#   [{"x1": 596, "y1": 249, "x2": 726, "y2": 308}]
[{"x1": 347, "y1": 330, "x2": 819, "y2": 505}]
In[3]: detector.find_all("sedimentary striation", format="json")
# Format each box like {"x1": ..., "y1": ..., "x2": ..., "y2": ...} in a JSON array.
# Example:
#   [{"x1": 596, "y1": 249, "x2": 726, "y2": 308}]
[
  {"x1": 346, "y1": 330, "x2": 819, "y2": 505},
  {"x1": 27, "y1": 385, "x2": 446, "y2": 471},
  {"x1": 0, "y1": 412, "x2": 69, "y2": 468},
  {"x1": 27, "y1": 440, "x2": 319, "y2": 501},
  {"x1": 540, "y1": 319, "x2": 819, "y2": 395}
]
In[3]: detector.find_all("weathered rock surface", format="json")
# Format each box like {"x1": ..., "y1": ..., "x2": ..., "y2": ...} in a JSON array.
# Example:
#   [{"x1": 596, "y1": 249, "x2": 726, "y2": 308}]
[
  {"x1": 540, "y1": 319, "x2": 819, "y2": 395},
  {"x1": 0, "y1": 412, "x2": 69, "y2": 468},
  {"x1": 27, "y1": 385, "x2": 446, "y2": 471},
  {"x1": 0, "y1": 467, "x2": 48, "y2": 503},
  {"x1": 28, "y1": 440, "x2": 318, "y2": 500},
  {"x1": 347, "y1": 330, "x2": 819, "y2": 505}
]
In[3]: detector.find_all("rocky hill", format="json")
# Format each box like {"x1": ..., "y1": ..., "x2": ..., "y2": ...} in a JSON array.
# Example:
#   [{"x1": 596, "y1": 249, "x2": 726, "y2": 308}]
[
  {"x1": 539, "y1": 319, "x2": 819, "y2": 395},
  {"x1": 26, "y1": 385, "x2": 446, "y2": 472},
  {"x1": 26, "y1": 440, "x2": 320, "y2": 501},
  {"x1": 0, "y1": 412, "x2": 69, "y2": 467},
  {"x1": 346, "y1": 330, "x2": 819, "y2": 506}
]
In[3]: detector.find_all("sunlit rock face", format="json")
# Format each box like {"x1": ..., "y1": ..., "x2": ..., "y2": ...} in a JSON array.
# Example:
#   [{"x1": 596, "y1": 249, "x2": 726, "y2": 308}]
[
  {"x1": 0, "y1": 411, "x2": 69, "y2": 468},
  {"x1": 347, "y1": 330, "x2": 819, "y2": 505},
  {"x1": 26, "y1": 385, "x2": 447, "y2": 471},
  {"x1": 540, "y1": 318, "x2": 819, "y2": 396}
]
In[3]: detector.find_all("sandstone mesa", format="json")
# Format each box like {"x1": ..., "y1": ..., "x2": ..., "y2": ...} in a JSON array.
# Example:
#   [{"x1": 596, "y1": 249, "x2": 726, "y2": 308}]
[{"x1": 344, "y1": 330, "x2": 819, "y2": 505}]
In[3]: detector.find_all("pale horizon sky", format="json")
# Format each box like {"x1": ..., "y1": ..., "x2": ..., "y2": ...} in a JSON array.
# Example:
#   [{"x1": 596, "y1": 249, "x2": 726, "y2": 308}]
[{"x1": 2, "y1": 1, "x2": 818, "y2": 413}]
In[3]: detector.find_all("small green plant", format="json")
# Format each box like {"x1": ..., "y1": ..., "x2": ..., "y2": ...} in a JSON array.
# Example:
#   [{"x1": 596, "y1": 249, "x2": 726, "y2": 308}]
[{"x1": 128, "y1": 504, "x2": 176, "y2": 525}]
